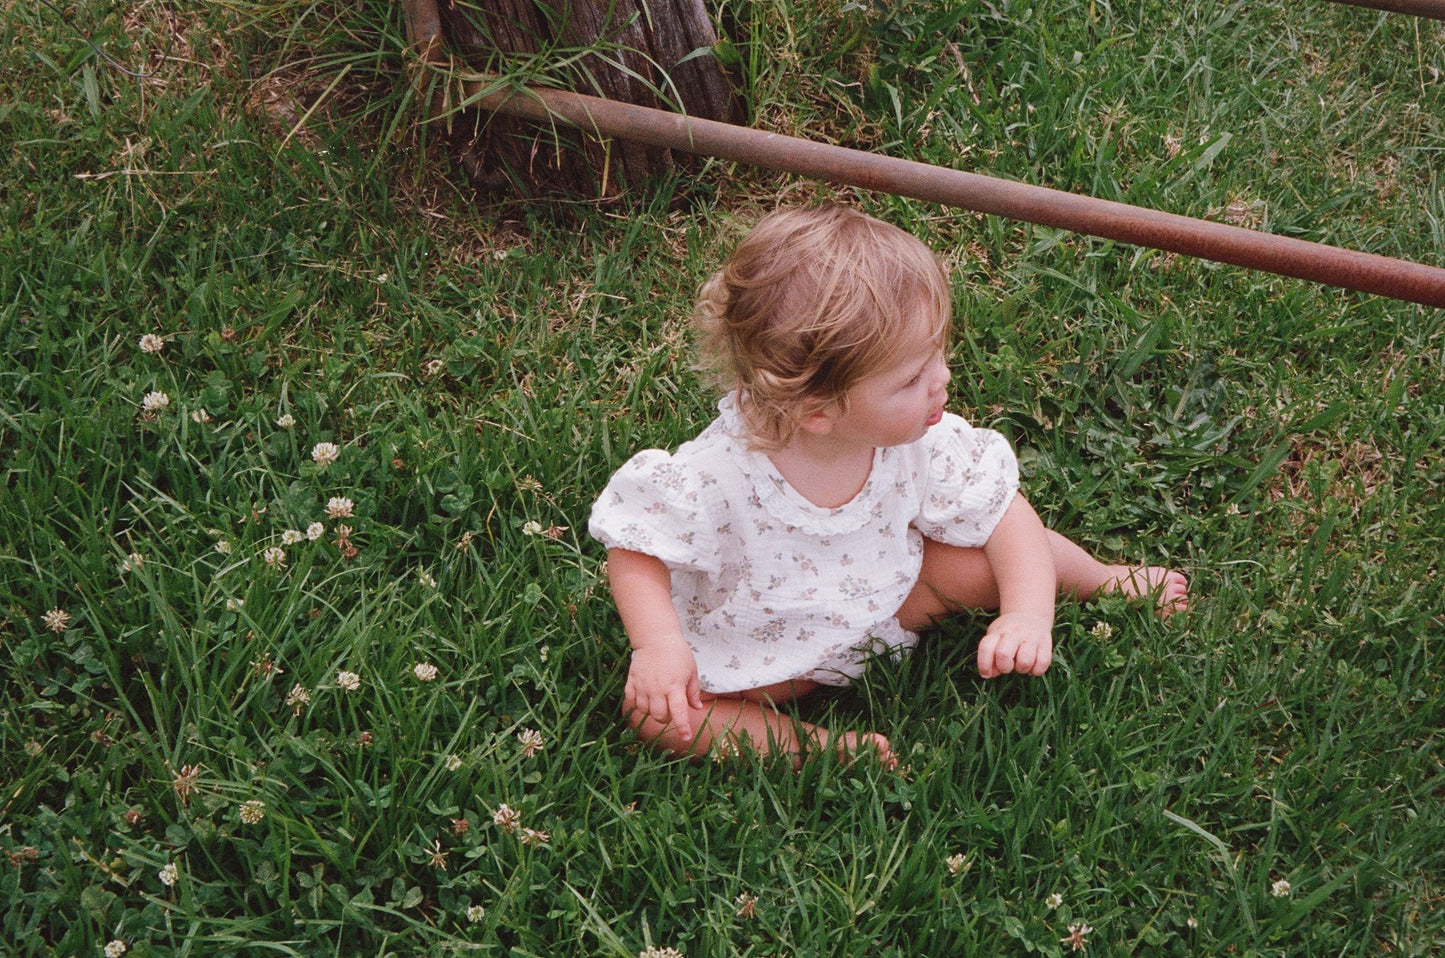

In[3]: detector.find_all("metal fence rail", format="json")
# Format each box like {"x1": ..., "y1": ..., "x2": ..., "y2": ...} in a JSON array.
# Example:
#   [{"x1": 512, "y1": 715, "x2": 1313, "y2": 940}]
[
  {"x1": 405, "y1": 0, "x2": 1445, "y2": 307},
  {"x1": 1323, "y1": 0, "x2": 1445, "y2": 19},
  {"x1": 473, "y1": 86, "x2": 1445, "y2": 307}
]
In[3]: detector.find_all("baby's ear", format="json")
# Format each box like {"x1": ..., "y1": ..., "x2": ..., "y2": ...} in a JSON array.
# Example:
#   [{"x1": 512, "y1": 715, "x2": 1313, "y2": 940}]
[{"x1": 797, "y1": 400, "x2": 837, "y2": 436}]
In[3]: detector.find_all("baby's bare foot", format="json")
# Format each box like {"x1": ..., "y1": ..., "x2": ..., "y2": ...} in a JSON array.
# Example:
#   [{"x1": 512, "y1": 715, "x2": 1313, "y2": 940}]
[
  {"x1": 1103, "y1": 565, "x2": 1189, "y2": 618},
  {"x1": 825, "y1": 730, "x2": 897, "y2": 770}
]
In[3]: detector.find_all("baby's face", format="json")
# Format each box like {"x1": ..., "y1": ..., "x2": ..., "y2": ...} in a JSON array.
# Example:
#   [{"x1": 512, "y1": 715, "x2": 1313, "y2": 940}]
[{"x1": 823, "y1": 316, "x2": 951, "y2": 449}]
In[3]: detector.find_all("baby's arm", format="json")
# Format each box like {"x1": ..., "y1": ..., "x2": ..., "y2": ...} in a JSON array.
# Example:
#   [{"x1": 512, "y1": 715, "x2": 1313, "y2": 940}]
[
  {"x1": 606, "y1": 548, "x2": 705, "y2": 742},
  {"x1": 978, "y1": 495, "x2": 1057, "y2": 678}
]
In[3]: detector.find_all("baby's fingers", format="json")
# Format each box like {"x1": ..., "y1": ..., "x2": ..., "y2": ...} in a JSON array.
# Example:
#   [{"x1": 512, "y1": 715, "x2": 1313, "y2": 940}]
[
  {"x1": 1012, "y1": 637, "x2": 1040, "y2": 675},
  {"x1": 622, "y1": 682, "x2": 648, "y2": 724},
  {"x1": 975, "y1": 634, "x2": 996, "y2": 678},
  {"x1": 1026, "y1": 641, "x2": 1053, "y2": 676},
  {"x1": 977, "y1": 631, "x2": 1017, "y2": 678},
  {"x1": 665, "y1": 687, "x2": 694, "y2": 743}
]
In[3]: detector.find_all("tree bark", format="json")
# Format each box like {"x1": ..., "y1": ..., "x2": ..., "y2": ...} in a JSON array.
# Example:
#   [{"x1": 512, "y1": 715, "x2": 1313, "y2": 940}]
[{"x1": 433, "y1": 0, "x2": 741, "y2": 198}]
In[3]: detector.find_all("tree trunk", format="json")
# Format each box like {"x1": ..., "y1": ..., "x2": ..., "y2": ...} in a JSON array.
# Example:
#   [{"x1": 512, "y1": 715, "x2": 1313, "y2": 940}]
[{"x1": 433, "y1": 0, "x2": 742, "y2": 199}]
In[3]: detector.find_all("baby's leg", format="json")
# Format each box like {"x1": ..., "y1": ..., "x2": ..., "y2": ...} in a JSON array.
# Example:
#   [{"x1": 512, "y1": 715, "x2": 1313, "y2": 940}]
[
  {"x1": 1049, "y1": 532, "x2": 1189, "y2": 616},
  {"x1": 897, "y1": 531, "x2": 1188, "y2": 629},
  {"x1": 626, "y1": 680, "x2": 895, "y2": 768}
]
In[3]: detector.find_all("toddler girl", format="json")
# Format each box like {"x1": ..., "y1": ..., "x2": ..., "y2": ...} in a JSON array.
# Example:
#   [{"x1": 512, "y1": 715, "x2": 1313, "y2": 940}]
[{"x1": 589, "y1": 205, "x2": 1187, "y2": 766}]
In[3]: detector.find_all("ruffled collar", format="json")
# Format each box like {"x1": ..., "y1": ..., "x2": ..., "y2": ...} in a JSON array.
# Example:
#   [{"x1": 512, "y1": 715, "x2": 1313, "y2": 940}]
[{"x1": 717, "y1": 393, "x2": 888, "y2": 536}]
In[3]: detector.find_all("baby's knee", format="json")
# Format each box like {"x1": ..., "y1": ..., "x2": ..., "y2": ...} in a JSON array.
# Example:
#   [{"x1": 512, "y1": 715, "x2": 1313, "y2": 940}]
[{"x1": 898, "y1": 540, "x2": 999, "y2": 629}]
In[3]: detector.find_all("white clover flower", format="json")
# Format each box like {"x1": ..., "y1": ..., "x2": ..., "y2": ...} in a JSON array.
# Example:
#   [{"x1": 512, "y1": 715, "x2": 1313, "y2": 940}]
[
  {"x1": 215, "y1": 540, "x2": 233, "y2": 555},
  {"x1": 42, "y1": 608, "x2": 71, "y2": 633},
  {"x1": 281, "y1": 529, "x2": 305, "y2": 545},
  {"x1": 171, "y1": 763, "x2": 201, "y2": 804},
  {"x1": 276, "y1": 413, "x2": 296, "y2": 429},
  {"x1": 225, "y1": 597, "x2": 244, "y2": 613},
  {"x1": 1271, "y1": 878, "x2": 1292, "y2": 897},
  {"x1": 945, "y1": 853, "x2": 969, "y2": 876},
  {"x1": 336, "y1": 670, "x2": 361, "y2": 692},
  {"x1": 139, "y1": 333, "x2": 165, "y2": 354},
  {"x1": 191, "y1": 407, "x2": 213, "y2": 424},
  {"x1": 142, "y1": 390, "x2": 170, "y2": 413},
  {"x1": 1061, "y1": 923, "x2": 1093, "y2": 953},
  {"x1": 521, "y1": 521, "x2": 543, "y2": 536},
  {"x1": 1089, "y1": 621, "x2": 1114, "y2": 641},
  {"x1": 325, "y1": 496, "x2": 354, "y2": 518},
  {"x1": 735, "y1": 891, "x2": 758, "y2": 919},
  {"x1": 638, "y1": 948, "x2": 684, "y2": 958},
  {"x1": 311, "y1": 442, "x2": 341, "y2": 468},
  {"x1": 444, "y1": 754, "x2": 463, "y2": 772},
  {"x1": 158, "y1": 861, "x2": 179, "y2": 886},
  {"x1": 517, "y1": 728, "x2": 544, "y2": 758},
  {"x1": 375, "y1": 272, "x2": 389, "y2": 283},
  {"x1": 239, "y1": 799, "x2": 266, "y2": 824},
  {"x1": 492, "y1": 804, "x2": 520, "y2": 832},
  {"x1": 104, "y1": 940, "x2": 128, "y2": 958},
  {"x1": 119, "y1": 553, "x2": 144, "y2": 574},
  {"x1": 413, "y1": 662, "x2": 439, "y2": 682},
  {"x1": 466, "y1": 904, "x2": 486, "y2": 922},
  {"x1": 1045, "y1": 892, "x2": 1063, "y2": 909},
  {"x1": 262, "y1": 546, "x2": 286, "y2": 568},
  {"x1": 417, "y1": 568, "x2": 437, "y2": 589},
  {"x1": 306, "y1": 521, "x2": 325, "y2": 541},
  {"x1": 285, "y1": 683, "x2": 312, "y2": 713}
]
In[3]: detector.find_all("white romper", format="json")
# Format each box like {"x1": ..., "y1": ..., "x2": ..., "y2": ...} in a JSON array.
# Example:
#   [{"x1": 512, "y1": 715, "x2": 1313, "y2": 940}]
[{"x1": 589, "y1": 395, "x2": 1019, "y2": 693}]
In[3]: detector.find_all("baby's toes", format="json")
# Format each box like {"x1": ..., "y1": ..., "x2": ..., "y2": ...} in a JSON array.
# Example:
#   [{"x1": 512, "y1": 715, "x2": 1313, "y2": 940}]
[
  {"x1": 1158, "y1": 570, "x2": 1190, "y2": 617},
  {"x1": 836, "y1": 731, "x2": 897, "y2": 770}
]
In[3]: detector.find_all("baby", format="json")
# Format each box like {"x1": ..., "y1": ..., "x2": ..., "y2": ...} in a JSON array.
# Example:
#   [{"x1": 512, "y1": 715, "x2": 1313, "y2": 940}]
[{"x1": 589, "y1": 205, "x2": 1187, "y2": 766}]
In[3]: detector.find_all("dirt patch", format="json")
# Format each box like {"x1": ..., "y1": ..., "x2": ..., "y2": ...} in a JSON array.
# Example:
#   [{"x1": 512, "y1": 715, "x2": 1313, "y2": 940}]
[
  {"x1": 247, "y1": 66, "x2": 323, "y2": 148},
  {"x1": 1269, "y1": 434, "x2": 1388, "y2": 508}
]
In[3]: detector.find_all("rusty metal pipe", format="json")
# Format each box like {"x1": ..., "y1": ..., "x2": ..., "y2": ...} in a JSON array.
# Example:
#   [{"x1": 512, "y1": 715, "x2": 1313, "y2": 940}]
[
  {"x1": 401, "y1": 0, "x2": 1444, "y2": 306},
  {"x1": 473, "y1": 86, "x2": 1445, "y2": 307},
  {"x1": 1321, "y1": 0, "x2": 1445, "y2": 18}
]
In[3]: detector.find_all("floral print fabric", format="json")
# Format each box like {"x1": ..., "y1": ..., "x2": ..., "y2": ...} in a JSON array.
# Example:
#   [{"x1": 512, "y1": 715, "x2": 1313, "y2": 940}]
[{"x1": 589, "y1": 395, "x2": 1019, "y2": 693}]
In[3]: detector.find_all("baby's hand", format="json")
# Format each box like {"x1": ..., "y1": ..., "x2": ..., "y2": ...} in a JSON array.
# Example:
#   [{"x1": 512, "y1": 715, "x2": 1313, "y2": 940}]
[
  {"x1": 624, "y1": 642, "x2": 704, "y2": 742},
  {"x1": 977, "y1": 612, "x2": 1054, "y2": 679}
]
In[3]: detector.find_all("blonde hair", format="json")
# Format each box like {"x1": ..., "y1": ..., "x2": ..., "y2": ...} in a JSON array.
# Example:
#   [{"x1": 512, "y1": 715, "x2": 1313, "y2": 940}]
[{"x1": 694, "y1": 205, "x2": 952, "y2": 449}]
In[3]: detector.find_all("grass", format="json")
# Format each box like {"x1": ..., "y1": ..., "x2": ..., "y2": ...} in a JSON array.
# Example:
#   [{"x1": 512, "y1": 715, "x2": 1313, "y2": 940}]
[{"x1": 1, "y1": 0, "x2": 1442, "y2": 954}]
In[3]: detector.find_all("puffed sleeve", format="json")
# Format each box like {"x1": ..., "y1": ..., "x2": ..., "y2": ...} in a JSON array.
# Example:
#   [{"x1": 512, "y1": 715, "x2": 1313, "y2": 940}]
[
  {"x1": 588, "y1": 449, "x2": 723, "y2": 576},
  {"x1": 913, "y1": 414, "x2": 1020, "y2": 548}
]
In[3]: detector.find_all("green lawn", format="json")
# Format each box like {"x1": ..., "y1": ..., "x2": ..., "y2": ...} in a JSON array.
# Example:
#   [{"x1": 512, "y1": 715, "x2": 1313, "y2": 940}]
[{"x1": 2, "y1": 1, "x2": 1442, "y2": 955}]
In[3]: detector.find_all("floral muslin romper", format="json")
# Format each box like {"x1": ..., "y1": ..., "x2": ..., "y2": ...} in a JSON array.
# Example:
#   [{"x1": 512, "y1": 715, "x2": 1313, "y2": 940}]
[{"x1": 589, "y1": 394, "x2": 1019, "y2": 693}]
